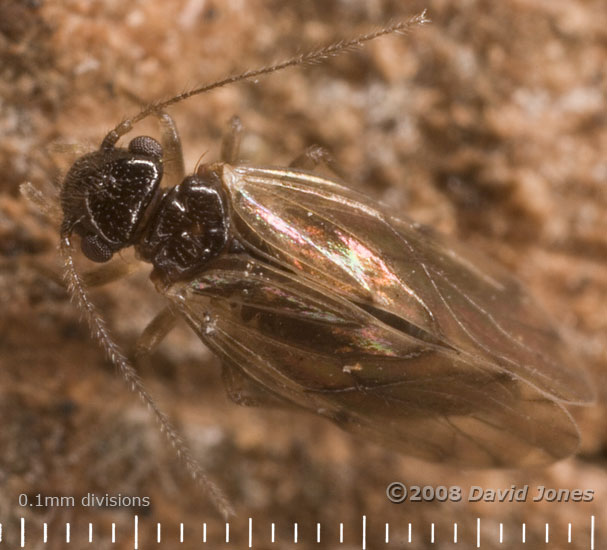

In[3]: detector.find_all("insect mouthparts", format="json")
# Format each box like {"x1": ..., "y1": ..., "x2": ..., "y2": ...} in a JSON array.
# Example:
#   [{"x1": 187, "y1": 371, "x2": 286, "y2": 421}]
[{"x1": 30, "y1": 8, "x2": 594, "y2": 520}]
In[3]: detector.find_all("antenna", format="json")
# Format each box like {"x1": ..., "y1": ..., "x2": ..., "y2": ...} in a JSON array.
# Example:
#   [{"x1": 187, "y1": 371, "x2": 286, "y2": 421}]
[
  {"x1": 101, "y1": 10, "x2": 429, "y2": 149},
  {"x1": 59, "y1": 232, "x2": 235, "y2": 519},
  {"x1": 55, "y1": 11, "x2": 430, "y2": 519}
]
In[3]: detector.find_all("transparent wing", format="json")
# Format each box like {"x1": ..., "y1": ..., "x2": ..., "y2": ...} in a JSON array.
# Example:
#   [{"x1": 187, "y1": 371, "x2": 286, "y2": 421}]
[
  {"x1": 221, "y1": 165, "x2": 593, "y2": 405},
  {"x1": 167, "y1": 254, "x2": 580, "y2": 467}
]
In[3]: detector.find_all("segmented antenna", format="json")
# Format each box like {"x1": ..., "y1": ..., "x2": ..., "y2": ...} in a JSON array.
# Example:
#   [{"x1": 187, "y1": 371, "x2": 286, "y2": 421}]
[
  {"x1": 102, "y1": 10, "x2": 430, "y2": 148},
  {"x1": 59, "y1": 232, "x2": 235, "y2": 519},
  {"x1": 53, "y1": 13, "x2": 430, "y2": 518}
]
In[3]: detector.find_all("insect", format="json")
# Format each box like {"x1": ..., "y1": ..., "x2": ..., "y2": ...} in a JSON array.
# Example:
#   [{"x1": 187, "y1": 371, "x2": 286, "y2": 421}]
[{"x1": 23, "y1": 10, "x2": 593, "y2": 517}]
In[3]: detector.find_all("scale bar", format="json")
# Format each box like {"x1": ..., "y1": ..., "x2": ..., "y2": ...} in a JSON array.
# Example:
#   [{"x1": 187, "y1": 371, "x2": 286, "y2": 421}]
[
  {"x1": 362, "y1": 515, "x2": 366, "y2": 550},
  {"x1": 133, "y1": 515, "x2": 138, "y2": 550},
  {"x1": 11, "y1": 514, "x2": 598, "y2": 547}
]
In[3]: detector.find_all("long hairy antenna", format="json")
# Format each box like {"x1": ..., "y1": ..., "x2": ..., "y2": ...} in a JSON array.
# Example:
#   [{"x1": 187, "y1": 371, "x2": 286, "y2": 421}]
[
  {"x1": 59, "y1": 232, "x2": 234, "y2": 519},
  {"x1": 51, "y1": 13, "x2": 431, "y2": 518},
  {"x1": 102, "y1": 10, "x2": 430, "y2": 148}
]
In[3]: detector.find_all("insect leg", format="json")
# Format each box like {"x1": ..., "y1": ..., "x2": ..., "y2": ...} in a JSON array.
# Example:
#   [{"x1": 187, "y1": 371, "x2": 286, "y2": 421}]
[
  {"x1": 220, "y1": 115, "x2": 244, "y2": 163},
  {"x1": 59, "y1": 237, "x2": 233, "y2": 518},
  {"x1": 289, "y1": 145, "x2": 346, "y2": 180},
  {"x1": 81, "y1": 259, "x2": 142, "y2": 288},
  {"x1": 15, "y1": 241, "x2": 140, "y2": 291},
  {"x1": 20, "y1": 181, "x2": 62, "y2": 225},
  {"x1": 135, "y1": 306, "x2": 178, "y2": 357},
  {"x1": 155, "y1": 111, "x2": 186, "y2": 188}
]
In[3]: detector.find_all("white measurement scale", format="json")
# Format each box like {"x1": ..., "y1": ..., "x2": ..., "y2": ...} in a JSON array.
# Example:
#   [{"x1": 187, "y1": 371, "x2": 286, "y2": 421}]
[
  {"x1": 3, "y1": 514, "x2": 599, "y2": 548},
  {"x1": 9, "y1": 6, "x2": 602, "y2": 550}
]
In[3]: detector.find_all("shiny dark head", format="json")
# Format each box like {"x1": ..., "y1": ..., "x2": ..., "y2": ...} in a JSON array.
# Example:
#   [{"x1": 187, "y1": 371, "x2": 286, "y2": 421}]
[
  {"x1": 60, "y1": 136, "x2": 164, "y2": 262},
  {"x1": 60, "y1": 134, "x2": 231, "y2": 285}
]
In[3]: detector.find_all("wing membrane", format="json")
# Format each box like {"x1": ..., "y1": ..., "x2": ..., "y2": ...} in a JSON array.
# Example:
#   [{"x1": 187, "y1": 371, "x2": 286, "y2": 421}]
[
  {"x1": 168, "y1": 254, "x2": 580, "y2": 466},
  {"x1": 222, "y1": 165, "x2": 593, "y2": 405}
]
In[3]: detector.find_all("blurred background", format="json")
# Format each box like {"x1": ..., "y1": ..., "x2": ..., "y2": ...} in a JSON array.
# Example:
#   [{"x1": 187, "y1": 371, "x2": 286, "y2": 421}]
[{"x1": 0, "y1": 0, "x2": 605, "y2": 548}]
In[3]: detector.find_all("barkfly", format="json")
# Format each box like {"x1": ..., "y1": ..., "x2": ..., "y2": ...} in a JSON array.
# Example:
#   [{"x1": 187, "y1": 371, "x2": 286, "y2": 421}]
[{"x1": 22, "y1": 10, "x2": 593, "y2": 516}]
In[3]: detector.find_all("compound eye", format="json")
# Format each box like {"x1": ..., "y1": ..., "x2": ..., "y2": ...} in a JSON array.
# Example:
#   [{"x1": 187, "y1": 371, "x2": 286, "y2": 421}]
[
  {"x1": 128, "y1": 136, "x2": 163, "y2": 159},
  {"x1": 81, "y1": 234, "x2": 113, "y2": 263}
]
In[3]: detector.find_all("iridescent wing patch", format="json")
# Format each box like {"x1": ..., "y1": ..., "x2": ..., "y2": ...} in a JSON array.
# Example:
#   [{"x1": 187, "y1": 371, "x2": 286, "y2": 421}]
[
  {"x1": 168, "y1": 249, "x2": 583, "y2": 467},
  {"x1": 220, "y1": 165, "x2": 593, "y2": 405}
]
